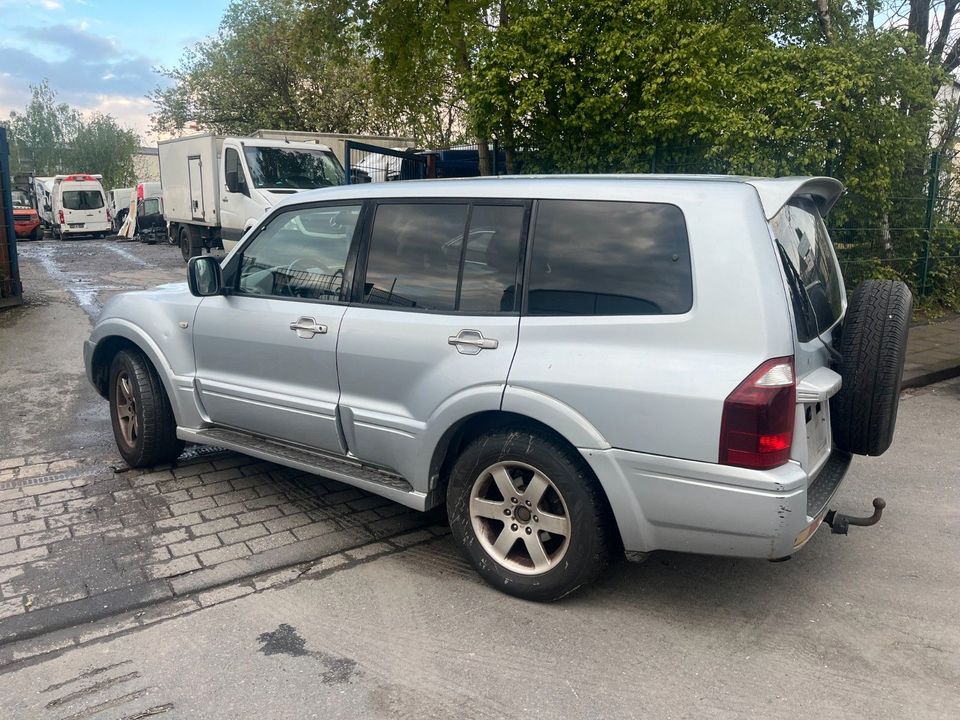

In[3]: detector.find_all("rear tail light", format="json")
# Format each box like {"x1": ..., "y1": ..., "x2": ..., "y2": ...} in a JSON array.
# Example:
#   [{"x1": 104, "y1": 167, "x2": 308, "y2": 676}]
[
  {"x1": 137, "y1": 183, "x2": 144, "y2": 200},
  {"x1": 719, "y1": 357, "x2": 796, "y2": 470},
  {"x1": 58, "y1": 210, "x2": 65, "y2": 224}
]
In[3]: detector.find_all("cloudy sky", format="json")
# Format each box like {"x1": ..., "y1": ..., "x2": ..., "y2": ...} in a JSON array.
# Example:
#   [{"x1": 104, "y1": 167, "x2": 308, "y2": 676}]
[{"x1": 0, "y1": 0, "x2": 230, "y2": 144}]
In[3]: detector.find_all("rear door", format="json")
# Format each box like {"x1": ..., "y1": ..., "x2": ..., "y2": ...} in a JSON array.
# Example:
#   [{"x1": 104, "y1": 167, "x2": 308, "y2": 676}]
[
  {"x1": 61, "y1": 184, "x2": 107, "y2": 230},
  {"x1": 336, "y1": 200, "x2": 528, "y2": 484},
  {"x1": 193, "y1": 202, "x2": 363, "y2": 453},
  {"x1": 188, "y1": 156, "x2": 205, "y2": 220},
  {"x1": 770, "y1": 197, "x2": 846, "y2": 473}
]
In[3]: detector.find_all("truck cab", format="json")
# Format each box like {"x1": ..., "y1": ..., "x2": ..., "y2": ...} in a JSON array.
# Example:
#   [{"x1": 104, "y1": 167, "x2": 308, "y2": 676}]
[{"x1": 218, "y1": 138, "x2": 344, "y2": 251}]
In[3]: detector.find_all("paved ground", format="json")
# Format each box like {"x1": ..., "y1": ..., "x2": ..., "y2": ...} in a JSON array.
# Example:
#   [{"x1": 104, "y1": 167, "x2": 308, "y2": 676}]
[
  {"x1": 0, "y1": 378, "x2": 956, "y2": 719},
  {"x1": 0, "y1": 238, "x2": 429, "y2": 642},
  {"x1": 0, "y1": 236, "x2": 958, "y2": 718}
]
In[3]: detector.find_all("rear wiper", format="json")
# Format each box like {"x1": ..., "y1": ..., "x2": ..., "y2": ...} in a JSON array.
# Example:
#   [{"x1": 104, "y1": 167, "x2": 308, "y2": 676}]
[{"x1": 776, "y1": 243, "x2": 842, "y2": 365}]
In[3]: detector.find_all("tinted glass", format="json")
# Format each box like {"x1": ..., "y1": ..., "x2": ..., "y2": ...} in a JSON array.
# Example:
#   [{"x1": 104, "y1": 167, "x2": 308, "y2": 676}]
[
  {"x1": 770, "y1": 198, "x2": 844, "y2": 342},
  {"x1": 243, "y1": 147, "x2": 344, "y2": 190},
  {"x1": 237, "y1": 204, "x2": 361, "y2": 301},
  {"x1": 528, "y1": 200, "x2": 692, "y2": 316},
  {"x1": 457, "y1": 205, "x2": 525, "y2": 313},
  {"x1": 62, "y1": 190, "x2": 104, "y2": 210},
  {"x1": 12, "y1": 190, "x2": 30, "y2": 207},
  {"x1": 363, "y1": 203, "x2": 468, "y2": 310}
]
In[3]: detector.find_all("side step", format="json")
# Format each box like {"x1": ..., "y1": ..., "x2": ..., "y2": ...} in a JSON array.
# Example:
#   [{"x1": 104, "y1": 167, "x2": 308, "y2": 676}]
[{"x1": 177, "y1": 426, "x2": 430, "y2": 511}]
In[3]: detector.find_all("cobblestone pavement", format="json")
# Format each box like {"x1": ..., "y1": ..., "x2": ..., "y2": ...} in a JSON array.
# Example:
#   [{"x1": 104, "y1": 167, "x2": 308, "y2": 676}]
[{"x1": 0, "y1": 447, "x2": 430, "y2": 644}]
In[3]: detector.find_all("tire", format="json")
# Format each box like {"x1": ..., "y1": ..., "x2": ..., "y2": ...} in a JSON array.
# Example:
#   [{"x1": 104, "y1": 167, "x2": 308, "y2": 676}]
[
  {"x1": 108, "y1": 349, "x2": 185, "y2": 467},
  {"x1": 29, "y1": 226, "x2": 41, "y2": 241},
  {"x1": 831, "y1": 280, "x2": 913, "y2": 456},
  {"x1": 446, "y1": 427, "x2": 614, "y2": 602},
  {"x1": 179, "y1": 225, "x2": 199, "y2": 262}
]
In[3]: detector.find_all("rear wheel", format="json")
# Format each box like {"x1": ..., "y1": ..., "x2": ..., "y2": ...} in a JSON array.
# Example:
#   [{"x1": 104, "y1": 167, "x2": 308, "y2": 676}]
[
  {"x1": 447, "y1": 428, "x2": 614, "y2": 601},
  {"x1": 831, "y1": 280, "x2": 913, "y2": 456},
  {"x1": 179, "y1": 225, "x2": 199, "y2": 262},
  {"x1": 29, "y1": 226, "x2": 41, "y2": 241},
  {"x1": 109, "y1": 349, "x2": 185, "y2": 467}
]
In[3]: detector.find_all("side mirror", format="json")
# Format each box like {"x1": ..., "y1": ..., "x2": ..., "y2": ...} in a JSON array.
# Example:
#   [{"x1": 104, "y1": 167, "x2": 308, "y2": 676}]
[{"x1": 187, "y1": 256, "x2": 223, "y2": 297}]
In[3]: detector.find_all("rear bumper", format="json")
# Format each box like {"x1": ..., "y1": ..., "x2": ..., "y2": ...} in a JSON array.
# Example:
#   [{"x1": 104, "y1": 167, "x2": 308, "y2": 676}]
[{"x1": 581, "y1": 446, "x2": 851, "y2": 559}]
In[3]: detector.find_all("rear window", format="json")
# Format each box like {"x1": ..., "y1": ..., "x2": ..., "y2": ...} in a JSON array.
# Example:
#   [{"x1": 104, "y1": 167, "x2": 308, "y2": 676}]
[
  {"x1": 62, "y1": 190, "x2": 104, "y2": 211},
  {"x1": 527, "y1": 200, "x2": 692, "y2": 316},
  {"x1": 770, "y1": 197, "x2": 844, "y2": 342}
]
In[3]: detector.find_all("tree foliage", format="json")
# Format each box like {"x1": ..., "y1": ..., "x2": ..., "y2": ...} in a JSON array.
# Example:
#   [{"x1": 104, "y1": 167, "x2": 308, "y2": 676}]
[
  {"x1": 151, "y1": 0, "x2": 406, "y2": 138},
  {"x1": 6, "y1": 81, "x2": 140, "y2": 188}
]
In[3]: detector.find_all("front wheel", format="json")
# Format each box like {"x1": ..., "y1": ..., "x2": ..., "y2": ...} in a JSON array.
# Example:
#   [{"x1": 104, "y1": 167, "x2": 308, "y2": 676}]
[
  {"x1": 109, "y1": 349, "x2": 185, "y2": 467},
  {"x1": 447, "y1": 428, "x2": 614, "y2": 602}
]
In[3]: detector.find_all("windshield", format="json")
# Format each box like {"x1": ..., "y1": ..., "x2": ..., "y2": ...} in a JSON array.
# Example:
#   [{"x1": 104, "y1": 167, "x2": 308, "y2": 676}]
[
  {"x1": 243, "y1": 146, "x2": 345, "y2": 190},
  {"x1": 12, "y1": 190, "x2": 30, "y2": 207},
  {"x1": 62, "y1": 190, "x2": 105, "y2": 210},
  {"x1": 770, "y1": 197, "x2": 844, "y2": 342}
]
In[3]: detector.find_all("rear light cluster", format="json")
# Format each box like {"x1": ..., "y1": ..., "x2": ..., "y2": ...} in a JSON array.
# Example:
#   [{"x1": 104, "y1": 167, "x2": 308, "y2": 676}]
[
  {"x1": 58, "y1": 210, "x2": 65, "y2": 224},
  {"x1": 719, "y1": 357, "x2": 796, "y2": 470}
]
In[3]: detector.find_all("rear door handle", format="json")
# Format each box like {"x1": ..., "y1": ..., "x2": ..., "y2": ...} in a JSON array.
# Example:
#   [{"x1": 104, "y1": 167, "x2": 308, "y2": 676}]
[
  {"x1": 448, "y1": 329, "x2": 498, "y2": 355},
  {"x1": 290, "y1": 316, "x2": 327, "y2": 339}
]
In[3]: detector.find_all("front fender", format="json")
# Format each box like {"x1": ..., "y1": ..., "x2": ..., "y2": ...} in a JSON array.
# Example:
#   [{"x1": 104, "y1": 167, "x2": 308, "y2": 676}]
[{"x1": 88, "y1": 316, "x2": 204, "y2": 428}]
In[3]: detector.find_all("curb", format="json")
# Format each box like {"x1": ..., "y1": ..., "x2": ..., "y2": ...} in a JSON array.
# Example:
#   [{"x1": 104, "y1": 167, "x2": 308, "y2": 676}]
[
  {"x1": 0, "y1": 517, "x2": 438, "y2": 650},
  {"x1": 901, "y1": 360, "x2": 960, "y2": 389},
  {"x1": 0, "y1": 528, "x2": 448, "y2": 670}
]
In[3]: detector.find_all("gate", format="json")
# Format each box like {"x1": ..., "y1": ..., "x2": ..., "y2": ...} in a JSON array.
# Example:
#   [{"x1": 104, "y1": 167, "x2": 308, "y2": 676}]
[
  {"x1": 0, "y1": 127, "x2": 23, "y2": 309},
  {"x1": 344, "y1": 141, "x2": 427, "y2": 184}
]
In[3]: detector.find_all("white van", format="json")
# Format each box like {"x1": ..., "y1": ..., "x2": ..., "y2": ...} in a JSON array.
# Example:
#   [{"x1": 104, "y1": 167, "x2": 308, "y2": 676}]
[{"x1": 51, "y1": 174, "x2": 111, "y2": 240}]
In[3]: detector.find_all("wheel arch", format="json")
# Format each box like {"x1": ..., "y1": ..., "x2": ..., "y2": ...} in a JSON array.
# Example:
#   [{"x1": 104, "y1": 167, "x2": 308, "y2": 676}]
[
  {"x1": 426, "y1": 409, "x2": 624, "y2": 548},
  {"x1": 88, "y1": 323, "x2": 188, "y2": 423}
]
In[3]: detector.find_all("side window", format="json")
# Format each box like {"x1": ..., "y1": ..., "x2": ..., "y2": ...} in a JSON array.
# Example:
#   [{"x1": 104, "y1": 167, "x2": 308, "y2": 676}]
[
  {"x1": 458, "y1": 205, "x2": 525, "y2": 313},
  {"x1": 224, "y1": 147, "x2": 246, "y2": 193},
  {"x1": 236, "y1": 204, "x2": 361, "y2": 301},
  {"x1": 362, "y1": 203, "x2": 468, "y2": 310},
  {"x1": 528, "y1": 200, "x2": 692, "y2": 316}
]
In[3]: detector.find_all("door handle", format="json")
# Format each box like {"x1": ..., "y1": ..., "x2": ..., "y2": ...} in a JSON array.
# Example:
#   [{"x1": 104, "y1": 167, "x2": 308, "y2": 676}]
[
  {"x1": 448, "y1": 329, "x2": 498, "y2": 355},
  {"x1": 289, "y1": 317, "x2": 328, "y2": 339}
]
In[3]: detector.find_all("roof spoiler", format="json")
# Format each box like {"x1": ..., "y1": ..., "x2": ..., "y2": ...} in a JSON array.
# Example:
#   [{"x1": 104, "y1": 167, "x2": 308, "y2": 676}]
[{"x1": 747, "y1": 177, "x2": 845, "y2": 220}]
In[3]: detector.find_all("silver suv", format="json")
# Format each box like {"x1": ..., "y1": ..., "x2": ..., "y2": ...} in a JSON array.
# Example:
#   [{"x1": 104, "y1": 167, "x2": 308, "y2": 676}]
[{"x1": 84, "y1": 176, "x2": 912, "y2": 601}]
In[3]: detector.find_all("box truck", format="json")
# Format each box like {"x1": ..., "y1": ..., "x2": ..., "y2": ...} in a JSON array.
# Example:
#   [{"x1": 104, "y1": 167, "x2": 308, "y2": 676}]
[{"x1": 158, "y1": 134, "x2": 345, "y2": 259}]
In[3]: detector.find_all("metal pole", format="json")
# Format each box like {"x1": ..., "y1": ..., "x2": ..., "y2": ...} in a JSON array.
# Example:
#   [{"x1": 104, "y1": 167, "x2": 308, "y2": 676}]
[
  {"x1": 344, "y1": 140, "x2": 353, "y2": 185},
  {"x1": 921, "y1": 151, "x2": 940, "y2": 297}
]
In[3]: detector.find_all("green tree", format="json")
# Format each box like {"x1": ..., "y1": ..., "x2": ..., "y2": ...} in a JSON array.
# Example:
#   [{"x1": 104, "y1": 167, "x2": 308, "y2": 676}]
[
  {"x1": 71, "y1": 114, "x2": 140, "y2": 189},
  {"x1": 7, "y1": 80, "x2": 81, "y2": 175},
  {"x1": 151, "y1": 0, "x2": 403, "y2": 137},
  {"x1": 6, "y1": 82, "x2": 140, "y2": 188}
]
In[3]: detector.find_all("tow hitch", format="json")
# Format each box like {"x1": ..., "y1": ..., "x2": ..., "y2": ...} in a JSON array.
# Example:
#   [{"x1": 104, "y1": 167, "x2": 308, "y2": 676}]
[{"x1": 823, "y1": 497, "x2": 886, "y2": 535}]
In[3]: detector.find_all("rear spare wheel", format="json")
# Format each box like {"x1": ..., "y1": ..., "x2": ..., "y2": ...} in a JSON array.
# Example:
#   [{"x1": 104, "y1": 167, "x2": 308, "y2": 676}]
[{"x1": 831, "y1": 280, "x2": 913, "y2": 456}]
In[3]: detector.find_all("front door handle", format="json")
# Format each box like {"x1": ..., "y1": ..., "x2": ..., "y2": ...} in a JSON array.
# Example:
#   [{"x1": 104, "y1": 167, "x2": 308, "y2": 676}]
[
  {"x1": 289, "y1": 316, "x2": 327, "y2": 339},
  {"x1": 448, "y1": 329, "x2": 498, "y2": 355}
]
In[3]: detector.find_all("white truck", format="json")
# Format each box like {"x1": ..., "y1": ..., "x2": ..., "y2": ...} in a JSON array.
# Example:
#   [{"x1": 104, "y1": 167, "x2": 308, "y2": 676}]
[{"x1": 158, "y1": 134, "x2": 345, "y2": 259}]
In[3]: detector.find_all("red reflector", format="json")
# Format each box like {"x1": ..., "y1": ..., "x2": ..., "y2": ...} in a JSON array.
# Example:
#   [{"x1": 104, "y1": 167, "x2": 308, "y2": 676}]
[{"x1": 719, "y1": 357, "x2": 796, "y2": 470}]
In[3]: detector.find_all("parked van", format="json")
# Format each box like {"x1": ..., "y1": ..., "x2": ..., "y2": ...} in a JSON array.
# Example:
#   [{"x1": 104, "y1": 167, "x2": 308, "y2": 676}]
[
  {"x1": 107, "y1": 187, "x2": 134, "y2": 232},
  {"x1": 51, "y1": 174, "x2": 111, "y2": 240}
]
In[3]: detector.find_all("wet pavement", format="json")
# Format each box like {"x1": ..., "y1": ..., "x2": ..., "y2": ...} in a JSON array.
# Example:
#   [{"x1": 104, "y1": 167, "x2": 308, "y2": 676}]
[{"x1": 0, "y1": 236, "x2": 428, "y2": 645}]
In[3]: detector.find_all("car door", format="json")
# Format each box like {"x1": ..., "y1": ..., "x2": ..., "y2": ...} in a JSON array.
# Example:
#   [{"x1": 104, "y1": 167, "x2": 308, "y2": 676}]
[
  {"x1": 192, "y1": 202, "x2": 364, "y2": 453},
  {"x1": 337, "y1": 200, "x2": 529, "y2": 486}
]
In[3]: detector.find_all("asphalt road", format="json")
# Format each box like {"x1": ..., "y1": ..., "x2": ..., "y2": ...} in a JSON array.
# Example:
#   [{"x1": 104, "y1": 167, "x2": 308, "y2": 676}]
[{"x1": 0, "y1": 236, "x2": 957, "y2": 718}]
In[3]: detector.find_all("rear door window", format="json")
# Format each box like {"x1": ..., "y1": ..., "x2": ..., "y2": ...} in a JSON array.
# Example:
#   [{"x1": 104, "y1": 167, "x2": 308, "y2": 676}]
[
  {"x1": 527, "y1": 200, "x2": 692, "y2": 316},
  {"x1": 770, "y1": 197, "x2": 844, "y2": 342},
  {"x1": 360, "y1": 202, "x2": 527, "y2": 313},
  {"x1": 62, "y1": 191, "x2": 104, "y2": 210}
]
